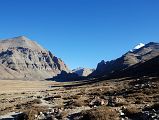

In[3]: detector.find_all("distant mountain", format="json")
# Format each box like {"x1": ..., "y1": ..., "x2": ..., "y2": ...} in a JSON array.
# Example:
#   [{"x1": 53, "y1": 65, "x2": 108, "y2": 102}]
[
  {"x1": 51, "y1": 71, "x2": 85, "y2": 82},
  {"x1": 51, "y1": 67, "x2": 94, "y2": 82},
  {"x1": 72, "y1": 67, "x2": 95, "y2": 76},
  {"x1": 90, "y1": 42, "x2": 159, "y2": 77},
  {"x1": 0, "y1": 36, "x2": 70, "y2": 80}
]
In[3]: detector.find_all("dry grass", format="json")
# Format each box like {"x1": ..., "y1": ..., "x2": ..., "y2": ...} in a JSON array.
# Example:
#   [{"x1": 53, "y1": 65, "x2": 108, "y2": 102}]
[
  {"x1": 80, "y1": 106, "x2": 119, "y2": 120},
  {"x1": 23, "y1": 106, "x2": 48, "y2": 120},
  {"x1": 0, "y1": 77, "x2": 159, "y2": 120},
  {"x1": 63, "y1": 94, "x2": 81, "y2": 100},
  {"x1": 144, "y1": 102, "x2": 159, "y2": 111},
  {"x1": 123, "y1": 107, "x2": 141, "y2": 117},
  {"x1": 32, "y1": 99, "x2": 42, "y2": 104},
  {"x1": 0, "y1": 80, "x2": 59, "y2": 93}
]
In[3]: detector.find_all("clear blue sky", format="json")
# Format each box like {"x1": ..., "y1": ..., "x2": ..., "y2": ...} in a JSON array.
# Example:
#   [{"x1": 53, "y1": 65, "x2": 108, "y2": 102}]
[{"x1": 0, "y1": 0, "x2": 159, "y2": 69}]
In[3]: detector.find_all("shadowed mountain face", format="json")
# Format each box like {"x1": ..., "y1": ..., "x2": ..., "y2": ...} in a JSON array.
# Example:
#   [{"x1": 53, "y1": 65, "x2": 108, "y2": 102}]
[
  {"x1": 90, "y1": 42, "x2": 159, "y2": 77},
  {"x1": 117, "y1": 55, "x2": 159, "y2": 77},
  {"x1": 51, "y1": 71, "x2": 85, "y2": 82},
  {"x1": 0, "y1": 36, "x2": 69, "y2": 80}
]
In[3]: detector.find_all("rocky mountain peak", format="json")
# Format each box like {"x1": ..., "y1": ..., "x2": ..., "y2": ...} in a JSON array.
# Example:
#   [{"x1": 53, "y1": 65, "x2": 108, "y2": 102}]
[
  {"x1": 147, "y1": 42, "x2": 158, "y2": 45},
  {"x1": 0, "y1": 36, "x2": 69, "y2": 80},
  {"x1": 0, "y1": 36, "x2": 46, "y2": 52},
  {"x1": 73, "y1": 67, "x2": 95, "y2": 76},
  {"x1": 13, "y1": 36, "x2": 30, "y2": 41},
  {"x1": 144, "y1": 42, "x2": 159, "y2": 49}
]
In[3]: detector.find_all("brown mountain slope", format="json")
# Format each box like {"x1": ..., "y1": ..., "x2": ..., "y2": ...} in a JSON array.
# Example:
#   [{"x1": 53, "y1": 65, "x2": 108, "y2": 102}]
[
  {"x1": 0, "y1": 36, "x2": 69, "y2": 80},
  {"x1": 0, "y1": 36, "x2": 46, "y2": 52},
  {"x1": 90, "y1": 42, "x2": 159, "y2": 77},
  {"x1": 117, "y1": 55, "x2": 159, "y2": 77}
]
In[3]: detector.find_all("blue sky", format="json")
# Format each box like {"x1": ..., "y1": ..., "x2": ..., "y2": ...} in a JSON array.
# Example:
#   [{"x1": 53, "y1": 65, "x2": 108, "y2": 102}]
[{"x1": 0, "y1": 0, "x2": 159, "y2": 69}]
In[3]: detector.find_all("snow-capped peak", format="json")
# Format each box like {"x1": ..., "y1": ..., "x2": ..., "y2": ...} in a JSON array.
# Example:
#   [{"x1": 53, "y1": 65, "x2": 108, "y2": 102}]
[
  {"x1": 130, "y1": 43, "x2": 145, "y2": 52},
  {"x1": 134, "y1": 43, "x2": 145, "y2": 49}
]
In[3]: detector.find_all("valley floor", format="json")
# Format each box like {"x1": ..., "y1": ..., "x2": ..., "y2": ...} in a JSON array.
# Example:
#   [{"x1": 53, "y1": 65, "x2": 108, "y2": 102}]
[{"x1": 0, "y1": 76, "x2": 159, "y2": 120}]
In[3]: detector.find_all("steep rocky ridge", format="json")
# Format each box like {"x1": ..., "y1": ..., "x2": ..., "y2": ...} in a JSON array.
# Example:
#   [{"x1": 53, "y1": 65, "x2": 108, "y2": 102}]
[
  {"x1": 117, "y1": 55, "x2": 159, "y2": 77},
  {"x1": 90, "y1": 42, "x2": 159, "y2": 77},
  {"x1": 0, "y1": 36, "x2": 69, "y2": 80}
]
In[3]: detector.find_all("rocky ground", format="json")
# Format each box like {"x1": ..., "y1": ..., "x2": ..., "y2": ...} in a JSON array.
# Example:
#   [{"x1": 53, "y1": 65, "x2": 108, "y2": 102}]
[{"x1": 0, "y1": 76, "x2": 159, "y2": 120}]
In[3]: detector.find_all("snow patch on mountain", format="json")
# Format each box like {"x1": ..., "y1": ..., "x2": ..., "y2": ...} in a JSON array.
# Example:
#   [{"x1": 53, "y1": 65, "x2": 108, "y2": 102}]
[{"x1": 130, "y1": 43, "x2": 145, "y2": 52}]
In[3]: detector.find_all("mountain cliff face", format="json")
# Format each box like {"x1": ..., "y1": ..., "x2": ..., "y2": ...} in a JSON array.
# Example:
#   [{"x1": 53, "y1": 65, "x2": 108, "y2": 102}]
[
  {"x1": 0, "y1": 36, "x2": 69, "y2": 80},
  {"x1": 90, "y1": 42, "x2": 159, "y2": 77},
  {"x1": 72, "y1": 67, "x2": 95, "y2": 76},
  {"x1": 115, "y1": 55, "x2": 159, "y2": 77}
]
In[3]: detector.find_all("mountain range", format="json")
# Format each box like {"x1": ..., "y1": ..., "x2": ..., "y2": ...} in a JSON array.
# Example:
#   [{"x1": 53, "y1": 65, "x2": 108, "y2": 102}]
[
  {"x1": 0, "y1": 36, "x2": 159, "y2": 81},
  {"x1": 90, "y1": 42, "x2": 159, "y2": 78}
]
